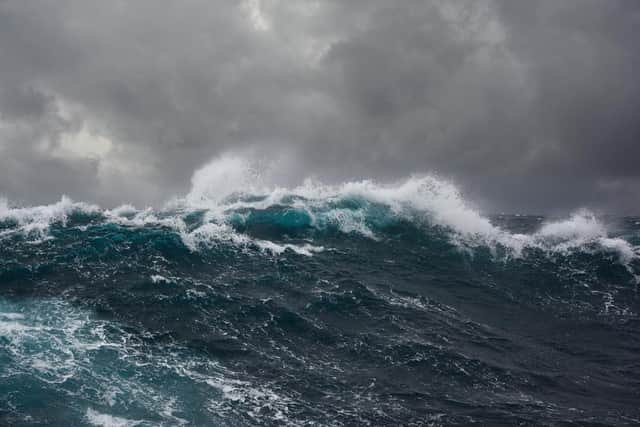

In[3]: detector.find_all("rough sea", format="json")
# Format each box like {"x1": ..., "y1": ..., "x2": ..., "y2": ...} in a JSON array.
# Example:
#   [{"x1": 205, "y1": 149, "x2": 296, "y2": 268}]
[{"x1": 1, "y1": 158, "x2": 639, "y2": 426}]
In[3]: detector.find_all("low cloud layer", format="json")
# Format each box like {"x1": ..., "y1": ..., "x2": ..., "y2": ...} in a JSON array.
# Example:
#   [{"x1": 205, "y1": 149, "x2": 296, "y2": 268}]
[{"x1": 1, "y1": 1, "x2": 639, "y2": 213}]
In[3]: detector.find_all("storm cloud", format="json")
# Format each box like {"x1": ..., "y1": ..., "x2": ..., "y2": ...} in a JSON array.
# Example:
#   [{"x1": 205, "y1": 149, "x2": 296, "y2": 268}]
[{"x1": 0, "y1": 0, "x2": 639, "y2": 213}]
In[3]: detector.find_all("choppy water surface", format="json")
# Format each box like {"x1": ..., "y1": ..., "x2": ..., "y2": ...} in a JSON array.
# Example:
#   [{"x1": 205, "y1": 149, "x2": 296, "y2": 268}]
[{"x1": 1, "y1": 169, "x2": 639, "y2": 425}]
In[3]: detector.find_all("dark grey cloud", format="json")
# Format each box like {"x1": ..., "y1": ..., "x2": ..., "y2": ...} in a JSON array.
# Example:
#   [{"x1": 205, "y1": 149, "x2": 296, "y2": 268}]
[{"x1": 0, "y1": 0, "x2": 638, "y2": 213}]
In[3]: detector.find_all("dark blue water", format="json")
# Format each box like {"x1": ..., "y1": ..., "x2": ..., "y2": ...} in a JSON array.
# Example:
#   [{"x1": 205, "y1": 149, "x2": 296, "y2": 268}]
[{"x1": 1, "y1": 180, "x2": 639, "y2": 426}]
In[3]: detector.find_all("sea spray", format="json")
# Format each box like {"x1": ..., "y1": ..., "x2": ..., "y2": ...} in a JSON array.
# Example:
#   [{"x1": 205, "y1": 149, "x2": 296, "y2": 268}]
[{"x1": 1, "y1": 155, "x2": 639, "y2": 425}]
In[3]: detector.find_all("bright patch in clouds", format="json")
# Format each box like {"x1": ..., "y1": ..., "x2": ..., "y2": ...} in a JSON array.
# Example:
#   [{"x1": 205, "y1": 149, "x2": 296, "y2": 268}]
[
  {"x1": 242, "y1": 0, "x2": 270, "y2": 32},
  {"x1": 58, "y1": 125, "x2": 113, "y2": 159}
]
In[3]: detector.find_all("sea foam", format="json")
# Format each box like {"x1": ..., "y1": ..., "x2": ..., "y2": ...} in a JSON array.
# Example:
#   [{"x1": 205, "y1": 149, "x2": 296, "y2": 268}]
[{"x1": 0, "y1": 154, "x2": 637, "y2": 264}]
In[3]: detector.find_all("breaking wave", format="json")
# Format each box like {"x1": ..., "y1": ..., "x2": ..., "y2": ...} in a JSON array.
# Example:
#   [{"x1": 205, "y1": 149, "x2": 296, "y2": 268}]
[
  {"x1": 1, "y1": 155, "x2": 637, "y2": 266},
  {"x1": 2, "y1": 154, "x2": 640, "y2": 425}
]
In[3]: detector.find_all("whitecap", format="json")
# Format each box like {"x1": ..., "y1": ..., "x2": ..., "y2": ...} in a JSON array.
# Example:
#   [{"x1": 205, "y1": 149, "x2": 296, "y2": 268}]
[{"x1": 85, "y1": 408, "x2": 142, "y2": 427}]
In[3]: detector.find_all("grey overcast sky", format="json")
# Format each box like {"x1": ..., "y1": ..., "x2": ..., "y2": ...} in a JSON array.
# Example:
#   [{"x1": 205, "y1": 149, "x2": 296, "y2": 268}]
[{"x1": 0, "y1": 1, "x2": 639, "y2": 213}]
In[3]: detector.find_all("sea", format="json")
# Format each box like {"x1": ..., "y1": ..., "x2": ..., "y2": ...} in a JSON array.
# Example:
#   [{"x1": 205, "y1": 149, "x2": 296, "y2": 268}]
[{"x1": 1, "y1": 158, "x2": 639, "y2": 426}]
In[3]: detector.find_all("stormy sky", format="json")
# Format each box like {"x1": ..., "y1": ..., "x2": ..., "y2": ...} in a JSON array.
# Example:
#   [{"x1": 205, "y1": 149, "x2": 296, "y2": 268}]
[{"x1": 0, "y1": 0, "x2": 638, "y2": 213}]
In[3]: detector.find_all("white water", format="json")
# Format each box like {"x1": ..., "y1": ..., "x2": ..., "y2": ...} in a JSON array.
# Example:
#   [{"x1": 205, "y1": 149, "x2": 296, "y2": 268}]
[
  {"x1": 1, "y1": 154, "x2": 638, "y2": 265},
  {"x1": 0, "y1": 297, "x2": 293, "y2": 425},
  {"x1": 0, "y1": 196, "x2": 100, "y2": 241}
]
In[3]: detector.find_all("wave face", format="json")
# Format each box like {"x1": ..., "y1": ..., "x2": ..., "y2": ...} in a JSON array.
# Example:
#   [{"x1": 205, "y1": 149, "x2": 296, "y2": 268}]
[{"x1": 1, "y1": 159, "x2": 640, "y2": 425}]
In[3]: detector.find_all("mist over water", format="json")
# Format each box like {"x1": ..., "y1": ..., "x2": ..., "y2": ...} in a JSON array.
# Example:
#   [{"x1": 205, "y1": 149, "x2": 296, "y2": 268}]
[{"x1": 1, "y1": 155, "x2": 640, "y2": 425}]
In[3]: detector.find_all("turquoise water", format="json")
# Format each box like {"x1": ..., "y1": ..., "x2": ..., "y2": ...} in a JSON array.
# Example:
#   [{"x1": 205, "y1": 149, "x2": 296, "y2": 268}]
[{"x1": 1, "y1": 181, "x2": 639, "y2": 425}]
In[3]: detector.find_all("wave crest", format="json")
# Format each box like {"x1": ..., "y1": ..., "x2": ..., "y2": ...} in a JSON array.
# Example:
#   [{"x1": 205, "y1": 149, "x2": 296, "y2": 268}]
[
  {"x1": 1, "y1": 155, "x2": 638, "y2": 267},
  {"x1": 0, "y1": 196, "x2": 100, "y2": 241},
  {"x1": 174, "y1": 156, "x2": 638, "y2": 264}
]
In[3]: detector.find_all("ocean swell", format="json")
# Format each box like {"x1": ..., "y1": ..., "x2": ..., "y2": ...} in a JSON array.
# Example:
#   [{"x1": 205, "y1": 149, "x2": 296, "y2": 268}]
[
  {"x1": 1, "y1": 155, "x2": 638, "y2": 269},
  {"x1": 2, "y1": 155, "x2": 640, "y2": 425}
]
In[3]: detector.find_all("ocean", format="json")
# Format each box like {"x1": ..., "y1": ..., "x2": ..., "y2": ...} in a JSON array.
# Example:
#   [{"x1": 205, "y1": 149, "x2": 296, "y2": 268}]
[{"x1": 1, "y1": 168, "x2": 639, "y2": 425}]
